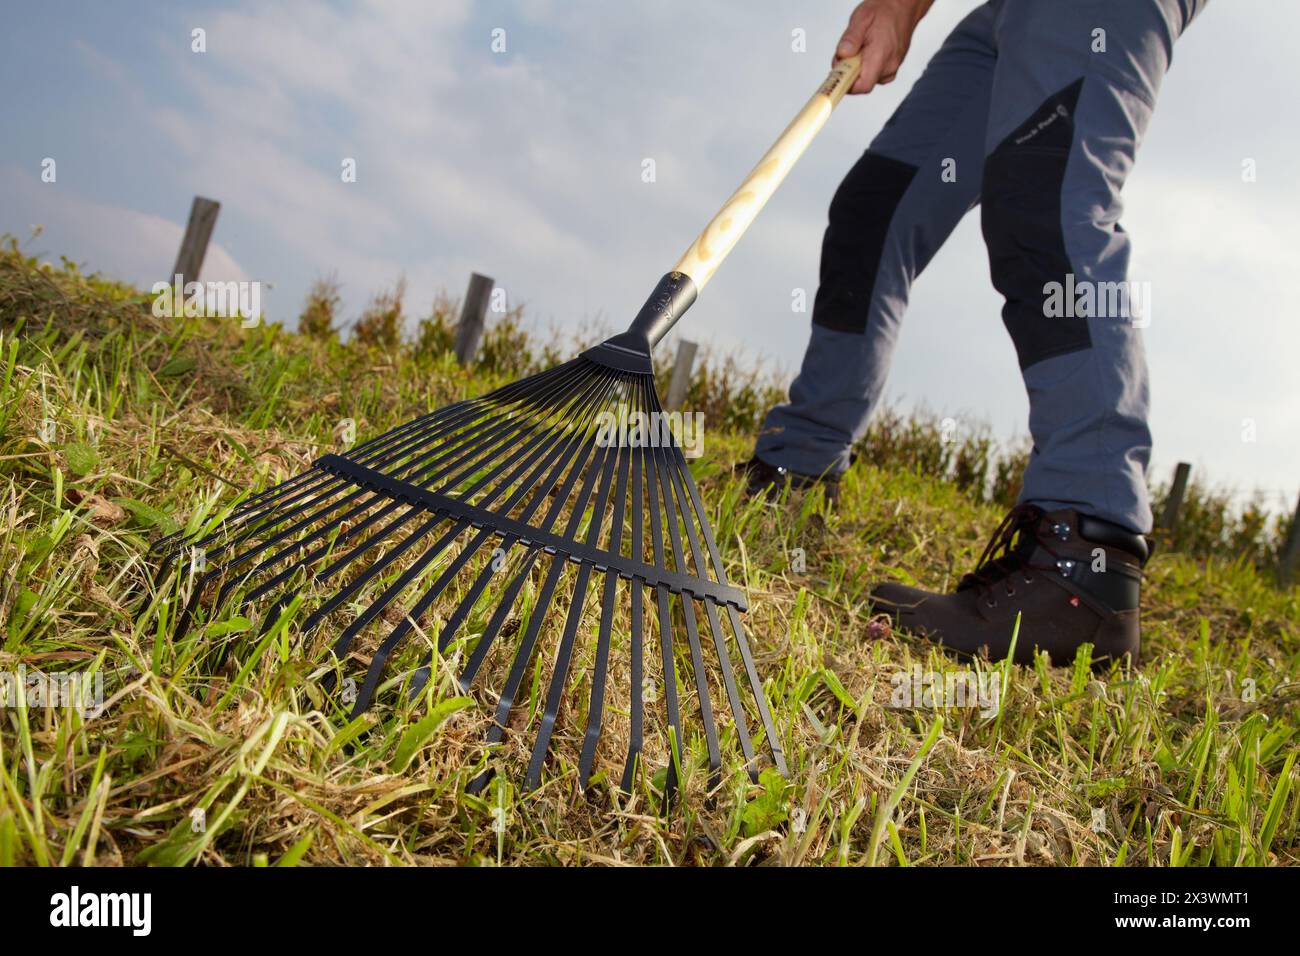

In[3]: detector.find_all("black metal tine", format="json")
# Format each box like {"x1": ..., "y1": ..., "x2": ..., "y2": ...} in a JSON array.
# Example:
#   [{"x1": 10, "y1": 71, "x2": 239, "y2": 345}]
[
  {"x1": 438, "y1": 373, "x2": 626, "y2": 693},
  {"x1": 155, "y1": 358, "x2": 588, "y2": 568},
  {"x1": 410, "y1": 356, "x2": 576, "y2": 429},
  {"x1": 152, "y1": 486, "x2": 267, "y2": 557},
  {"x1": 373, "y1": 445, "x2": 605, "y2": 704},
  {"x1": 162, "y1": 478, "x2": 353, "y2": 574},
  {"x1": 579, "y1": 439, "x2": 630, "y2": 788},
  {"x1": 215, "y1": 487, "x2": 385, "y2": 610},
  {"x1": 187, "y1": 484, "x2": 379, "y2": 627},
  {"x1": 661, "y1": 452, "x2": 709, "y2": 584},
  {"x1": 229, "y1": 364, "x2": 611, "y2": 626},
  {"x1": 165, "y1": 361, "x2": 590, "y2": 563},
  {"x1": 619, "y1": 389, "x2": 648, "y2": 794},
  {"x1": 352, "y1": 371, "x2": 602, "y2": 558},
  {"x1": 580, "y1": 571, "x2": 619, "y2": 786},
  {"x1": 380, "y1": 360, "x2": 594, "y2": 489},
  {"x1": 182, "y1": 360, "x2": 594, "y2": 596},
  {"x1": 189, "y1": 356, "x2": 594, "y2": 571},
  {"x1": 458, "y1": 542, "x2": 540, "y2": 691},
  {"x1": 680, "y1": 600, "x2": 720, "y2": 786},
  {"x1": 233, "y1": 495, "x2": 403, "y2": 614},
  {"x1": 280, "y1": 367, "x2": 607, "y2": 683},
  {"x1": 348, "y1": 358, "x2": 578, "y2": 458},
  {"x1": 362, "y1": 359, "x2": 598, "y2": 491},
  {"x1": 668, "y1": 437, "x2": 787, "y2": 777},
  {"x1": 661, "y1": 445, "x2": 758, "y2": 778},
  {"x1": 166, "y1": 470, "x2": 370, "y2": 582},
  {"x1": 423, "y1": 535, "x2": 505, "y2": 658},
  {"x1": 335, "y1": 412, "x2": 594, "y2": 699},
  {"x1": 701, "y1": 599, "x2": 757, "y2": 777},
  {"x1": 174, "y1": 358, "x2": 603, "y2": 645},
  {"x1": 413, "y1": 363, "x2": 613, "y2": 497},
  {"x1": 152, "y1": 450, "x2": 346, "y2": 555},
  {"x1": 342, "y1": 358, "x2": 581, "y2": 468},
  {"x1": 468, "y1": 390, "x2": 618, "y2": 794},
  {"x1": 196, "y1": 359, "x2": 604, "y2": 619},
  {"x1": 524, "y1": 560, "x2": 593, "y2": 791},
  {"x1": 294, "y1": 369, "x2": 620, "y2": 638},
  {"x1": 465, "y1": 556, "x2": 568, "y2": 798},
  {"x1": 639, "y1": 380, "x2": 683, "y2": 803},
  {"x1": 525, "y1": 434, "x2": 619, "y2": 790},
  {"x1": 162, "y1": 420, "x2": 415, "y2": 558},
  {"x1": 648, "y1": 438, "x2": 721, "y2": 788},
  {"x1": 172, "y1": 474, "x2": 354, "y2": 635},
  {"x1": 199, "y1": 466, "x2": 339, "y2": 528},
  {"x1": 428, "y1": 365, "x2": 623, "y2": 698},
  {"x1": 169, "y1": 565, "x2": 218, "y2": 642},
  {"x1": 456, "y1": 365, "x2": 625, "y2": 565},
  {"x1": 347, "y1": 522, "x2": 483, "y2": 714},
  {"x1": 238, "y1": 384, "x2": 508, "y2": 511},
  {"x1": 350, "y1": 371, "x2": 627, "y2": 713},
  {"x1": 469, "y1": 565, "x2": 581, "y2": 793},
  {"x1": 296, "y1": 512, "x2": 451, "y2": 639},
  {"x1": 726, "y1": 603, "x2": 789, "y2": 777}
]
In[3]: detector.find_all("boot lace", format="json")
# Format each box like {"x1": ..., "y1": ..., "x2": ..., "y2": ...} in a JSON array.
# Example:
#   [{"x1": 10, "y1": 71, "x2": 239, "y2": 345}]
[{"x1": 957, "y1": 504, "x2": 1064, "y2": 604}]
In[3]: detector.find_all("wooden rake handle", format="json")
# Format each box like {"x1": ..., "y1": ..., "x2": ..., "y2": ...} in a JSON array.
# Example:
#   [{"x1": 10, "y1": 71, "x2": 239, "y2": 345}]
[
  {"x1": 618, "y1": 54, "x2": 862, "y2": 350},
  {"x1": 674, "y1": 53, "x2": 863, "y2": 290}
]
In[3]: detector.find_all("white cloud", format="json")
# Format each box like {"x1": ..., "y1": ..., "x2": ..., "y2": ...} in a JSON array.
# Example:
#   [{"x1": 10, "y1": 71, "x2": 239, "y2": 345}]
[{"x1": 0, "y1": 164, "x2": 248, "y2": 287}]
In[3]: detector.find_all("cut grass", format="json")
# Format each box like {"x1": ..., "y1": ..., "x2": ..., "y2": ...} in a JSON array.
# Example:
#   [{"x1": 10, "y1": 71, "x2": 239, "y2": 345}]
[{"x1": 0, "y1": 244, "x2": 1298, "y2": 866}]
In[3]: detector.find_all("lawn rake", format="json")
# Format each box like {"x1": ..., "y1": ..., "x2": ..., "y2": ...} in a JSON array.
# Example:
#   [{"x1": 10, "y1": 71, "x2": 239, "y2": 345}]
[{"x1": 153, "y1": 54, "x2": 863, "y2": 796}]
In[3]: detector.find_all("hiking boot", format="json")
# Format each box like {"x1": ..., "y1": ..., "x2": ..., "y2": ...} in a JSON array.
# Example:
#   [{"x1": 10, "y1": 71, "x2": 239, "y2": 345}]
[
  {"x1": 870, "y1": 504, "x2": 1150, "y2": 666},
  {"x1": 738, "y1": 456, "x2": 840, "y2": 502}
]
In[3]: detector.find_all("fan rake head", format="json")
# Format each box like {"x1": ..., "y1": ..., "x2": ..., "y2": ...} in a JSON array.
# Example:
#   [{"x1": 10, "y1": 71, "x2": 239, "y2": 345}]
[{"x1": 152, "y1": 331, "x2": 786, "y2": 796}]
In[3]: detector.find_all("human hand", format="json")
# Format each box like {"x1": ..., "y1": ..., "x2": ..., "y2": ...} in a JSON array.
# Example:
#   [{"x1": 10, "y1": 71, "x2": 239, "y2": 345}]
[{"x1": 835, "y1": 0, "x2": 933, "y2": 94}]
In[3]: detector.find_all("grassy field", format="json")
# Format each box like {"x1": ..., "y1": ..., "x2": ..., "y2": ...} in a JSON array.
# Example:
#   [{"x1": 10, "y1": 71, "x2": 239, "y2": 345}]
[{"x1": 1, "y1": 242, "x2": 1298, "y2": 867}]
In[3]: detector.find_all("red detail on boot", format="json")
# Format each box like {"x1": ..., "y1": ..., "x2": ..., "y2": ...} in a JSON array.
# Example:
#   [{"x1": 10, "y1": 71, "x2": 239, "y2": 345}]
[{"x1": 1069, "y1": 596, "x2": 1080, "y2": 607}]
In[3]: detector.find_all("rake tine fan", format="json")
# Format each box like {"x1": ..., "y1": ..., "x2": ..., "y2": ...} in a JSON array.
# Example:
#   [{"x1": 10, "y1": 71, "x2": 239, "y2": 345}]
[{"x1": 153, "y1": 54, "x2": 864, "y2": 795}]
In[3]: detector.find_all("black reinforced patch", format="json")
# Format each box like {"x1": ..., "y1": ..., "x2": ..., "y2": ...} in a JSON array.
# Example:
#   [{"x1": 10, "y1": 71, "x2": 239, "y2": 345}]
[
  {"x1": 981, "y1": 78, "x2": 1092, "y2": 370},
  {"x1": 813, "y1": 151, "x2": 918, "y2": 334}
]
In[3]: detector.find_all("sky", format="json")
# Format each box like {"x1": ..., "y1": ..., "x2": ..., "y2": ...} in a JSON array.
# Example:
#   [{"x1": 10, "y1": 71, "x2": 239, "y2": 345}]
[{"x1": 3, "y1": 0, "x2": 1296, "y2": 509}]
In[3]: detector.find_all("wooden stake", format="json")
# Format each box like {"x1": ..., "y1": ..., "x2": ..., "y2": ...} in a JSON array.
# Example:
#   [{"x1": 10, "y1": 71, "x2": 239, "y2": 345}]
[
  {"x1": 1279, "y1": 492, "x2": 1300, "y2": 586},
  {"x1": 665, "y1": 339, "x2": 698, "y2": 410},
  {"x1": 1159, "y1": 462, "x2": 1192, "y2": 534},
  {"x1": 172, "y1": 196, "x2": 220, "y2": 282},
  {"x1": 454, "y1": 273, "x2": 494, "y2": 366}
]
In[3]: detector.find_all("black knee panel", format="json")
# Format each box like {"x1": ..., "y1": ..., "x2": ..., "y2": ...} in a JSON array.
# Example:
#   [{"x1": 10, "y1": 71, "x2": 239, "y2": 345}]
[
  {"x1": 813, "y1": 151, "x2": 917, "y2": 334},
  {"x1": 981, "y1": 78, "x2": 1091, "y2": 369}
]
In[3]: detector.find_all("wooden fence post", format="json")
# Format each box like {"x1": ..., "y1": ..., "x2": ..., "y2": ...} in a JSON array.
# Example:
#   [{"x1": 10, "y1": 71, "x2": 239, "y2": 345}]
[
  {"x1": 1158, "y1": 461, "x2": 1192, "y2": 534},
  {"x1": 172, "y1": 196, "x2": 221, "y2": 281},
  {"x1": 454, "y1": 273, "x2": 494, "y2": 366},
  {"x1": 665, "y1": 339, "x2": 698, "y2": 410},
  {"x1": 1279, "y1": 492, "x2": 1300, "y2": 586}
]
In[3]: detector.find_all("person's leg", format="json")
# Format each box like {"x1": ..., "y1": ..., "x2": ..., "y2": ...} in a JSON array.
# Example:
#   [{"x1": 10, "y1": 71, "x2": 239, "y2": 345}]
[
  {"x1": 754, "y1": 3, "x2": 998, "y2": 479},
  {"x1": 981, "y1": 0, "x2": 1203, "y2": 533},
  {"x1": 870, "y1": 0, "x2": 1205, "y2": 666}
]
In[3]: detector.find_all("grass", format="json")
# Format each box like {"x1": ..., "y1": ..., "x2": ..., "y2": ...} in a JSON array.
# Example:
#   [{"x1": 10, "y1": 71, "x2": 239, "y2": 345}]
[{"x1": 1, "y1": 241, "x2": 1298, "y2": 866}]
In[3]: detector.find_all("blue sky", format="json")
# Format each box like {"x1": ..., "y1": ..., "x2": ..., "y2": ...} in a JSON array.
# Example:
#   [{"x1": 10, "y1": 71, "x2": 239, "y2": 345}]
[{"x1": 4, "y1": 1, "x2": 1296, "y2": 507}]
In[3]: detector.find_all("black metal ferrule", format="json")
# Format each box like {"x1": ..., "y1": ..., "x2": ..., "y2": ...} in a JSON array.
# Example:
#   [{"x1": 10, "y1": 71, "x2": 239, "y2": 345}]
[
  {"x1": 626, "y1": 271, "x2": 698, "y2": 349},
  {"x1": 583, "y1": 271, "x2": 698, "y2": 372}
]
